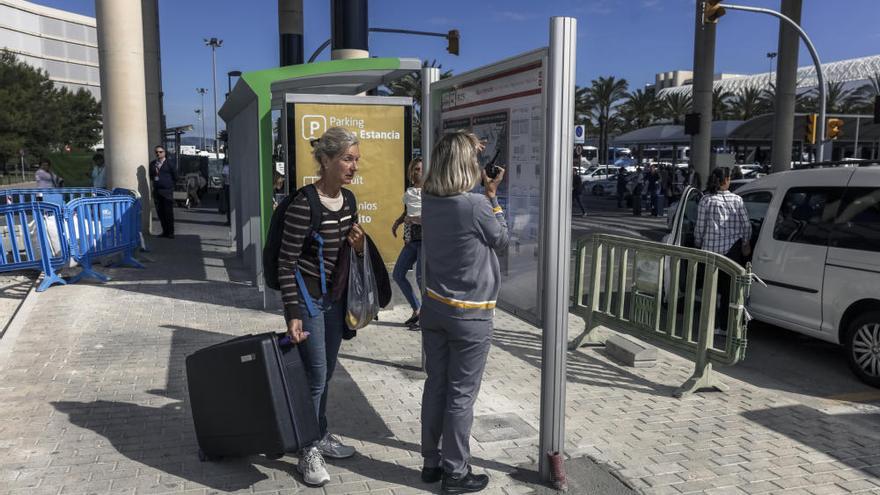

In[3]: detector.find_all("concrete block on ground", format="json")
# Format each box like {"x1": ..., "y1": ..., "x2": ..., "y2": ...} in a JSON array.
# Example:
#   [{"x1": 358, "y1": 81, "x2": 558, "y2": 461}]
[{"x1": 605, "y1": 334, "x2": 657, "y2": 368}]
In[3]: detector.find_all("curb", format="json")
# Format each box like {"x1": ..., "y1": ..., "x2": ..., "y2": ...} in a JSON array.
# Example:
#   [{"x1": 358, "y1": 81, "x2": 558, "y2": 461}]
[{"x1": 0, "y1": 276, "x2": 40, "y2": 359}]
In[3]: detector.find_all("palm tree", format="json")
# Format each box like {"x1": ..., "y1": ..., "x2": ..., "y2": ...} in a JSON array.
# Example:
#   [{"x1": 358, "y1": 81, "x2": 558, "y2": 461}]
[
  {"x1": 853, "y1": 72, "x2": 880, "y2": 113},
  {"x1": 712, "y1": 86, "x2": 733, "y2": 121},
  {"x1": 619, "y1": 88, "x2": 658, "y2": 131},
  {"x1": 660, "y1": 92, "x2": 692, "y2": 125},
  {"x1": 729, "y1": 87, "x2": 767, "y2": 120},
  {"x1": 586, "y1": 76, "x2": 629, "y2": 163},
  {"x1": 799, "y1": 80, "x2": 858, "y2": 114},
  {"x1": 384, "y1": 60, "x2": 453, "y2": 145}
]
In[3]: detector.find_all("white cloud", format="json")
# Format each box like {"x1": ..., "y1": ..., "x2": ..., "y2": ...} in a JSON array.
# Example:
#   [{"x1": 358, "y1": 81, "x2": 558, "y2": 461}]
[{"x1": 496, "y1": 11, "x2": 533, "y2": 22}]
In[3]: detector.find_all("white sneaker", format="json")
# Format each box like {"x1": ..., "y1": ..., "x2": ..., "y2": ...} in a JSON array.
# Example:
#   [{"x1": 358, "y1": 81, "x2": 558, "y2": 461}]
[
  {"x1": 297, "y1": 446, "x2": 330, "y2": 487},
  {"x1": 316, "y1": 432, "x2": 357, "y2": 459}
]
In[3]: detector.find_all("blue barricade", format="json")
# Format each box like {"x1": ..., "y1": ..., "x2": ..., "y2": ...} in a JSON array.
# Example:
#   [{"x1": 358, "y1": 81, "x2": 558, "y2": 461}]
[
  {"x1": 1, "y1": 188, "x2": 111, "y2": 208},
  {"x1": 65, "y1": 196, "x2": 143, "y2": 283},
  {"x1": 0, "y1": 202, "x2": 69, "y2": 291}
]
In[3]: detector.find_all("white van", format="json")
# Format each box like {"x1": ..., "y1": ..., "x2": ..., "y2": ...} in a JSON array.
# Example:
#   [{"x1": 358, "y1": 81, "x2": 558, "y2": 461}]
[{"x1": 667, "y1": 165, "x2": 880, "y2": 386}]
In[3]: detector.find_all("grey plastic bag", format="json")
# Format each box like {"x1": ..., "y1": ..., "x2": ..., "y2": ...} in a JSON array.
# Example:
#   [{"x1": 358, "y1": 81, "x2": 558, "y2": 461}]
[{"x1": 345, "y1": 242, "x2": 379, "y2": 330}]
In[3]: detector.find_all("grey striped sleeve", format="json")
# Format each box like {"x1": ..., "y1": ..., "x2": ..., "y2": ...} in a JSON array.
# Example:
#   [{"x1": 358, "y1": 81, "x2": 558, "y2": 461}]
[{"x1": 279, "y1": 194, "x2": 311, "y2": 320}]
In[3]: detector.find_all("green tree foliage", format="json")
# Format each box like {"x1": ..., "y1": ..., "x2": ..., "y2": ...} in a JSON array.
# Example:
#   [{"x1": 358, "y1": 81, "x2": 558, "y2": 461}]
[
  {"x1": 660, "y1": 92, "x2": 692, "y2": 125},
  {"x1": 0, "y1": 50, "x2": 102, "y2": 168},
  {"x1": 586, "y1": 76, "x2": 629, "y2": 163},
  {"x1": 383, "y1": 60, "x2": 452, "y2": 149},
  {"x1": 729, "y1": 86, "x2": 767, "y2": 120},
  {"x1": 619, "y1": 87, "x2": 658, "y2": 132}
]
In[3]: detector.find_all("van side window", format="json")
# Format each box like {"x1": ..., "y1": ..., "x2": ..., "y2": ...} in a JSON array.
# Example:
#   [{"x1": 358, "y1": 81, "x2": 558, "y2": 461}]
[
  {"x1": 831, "y1": 187, "x2": 880, "y2": 252},
  {"x1": 740, "y1": 191, "x2": 772, "y2": 246},
  {"x1": 773, "y1": 187, "x2": 844, "y2": 246}
]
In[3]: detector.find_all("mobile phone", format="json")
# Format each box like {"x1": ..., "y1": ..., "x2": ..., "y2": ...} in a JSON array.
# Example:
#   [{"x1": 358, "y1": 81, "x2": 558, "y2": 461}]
[{"x1": 485, "y1": 148, "x2": 502, "y2": 179}]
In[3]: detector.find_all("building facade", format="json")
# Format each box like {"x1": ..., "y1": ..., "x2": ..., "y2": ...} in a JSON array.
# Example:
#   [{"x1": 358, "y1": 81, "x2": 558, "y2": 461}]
[{"x1": 0, "y1": 0, "x2": 100, "y2": 99}]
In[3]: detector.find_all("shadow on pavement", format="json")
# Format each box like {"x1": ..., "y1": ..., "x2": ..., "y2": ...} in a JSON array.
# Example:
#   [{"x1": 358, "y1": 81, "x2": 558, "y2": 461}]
[
  {"x1": 742, "y1": 404, "x2": 880, "y2": 477},
  {"x1": 50, "y1": 324, "x2": 270, "y2": 491},
  {"x1": 493, "y1": 327, "x2": 678, "y2": 396}
]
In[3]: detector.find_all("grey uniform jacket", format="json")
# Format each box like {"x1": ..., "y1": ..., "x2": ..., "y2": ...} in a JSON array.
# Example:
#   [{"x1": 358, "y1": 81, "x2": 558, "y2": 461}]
[{"x1": 422, "y1": 192, "x2": 509, "y2": 320}]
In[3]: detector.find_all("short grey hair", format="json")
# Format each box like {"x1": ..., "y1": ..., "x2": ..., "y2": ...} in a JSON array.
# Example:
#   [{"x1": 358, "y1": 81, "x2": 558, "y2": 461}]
[
  {"x1": 310, "y1": 126, "x2": 359, "y2": 174},
  {"x1": 423, "y1": 131, "x2": 481, "y2": 197}
]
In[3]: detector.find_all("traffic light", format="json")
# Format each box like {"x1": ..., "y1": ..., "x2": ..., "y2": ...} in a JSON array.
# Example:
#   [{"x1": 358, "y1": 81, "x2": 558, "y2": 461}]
[
  {"x1": 826, "y1": 118, "x2": 844, "y2": 140},
  {"x1": 703, "y1": 0, "x2": 726, "y2": 24},
  {"x1": 447, "y1": 29, "x2": 460, "y2": 56},
  {"x1": 805, "y1": 113, "x2": 817, "y2": 145}
]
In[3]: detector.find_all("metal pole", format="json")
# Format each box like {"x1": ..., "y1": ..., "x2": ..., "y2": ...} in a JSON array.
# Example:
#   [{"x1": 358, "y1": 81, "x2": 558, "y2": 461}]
[
  {"x1": 770, "y1": 0, "x2": 802, "y2": 173},
  {"x1": 197, "y1": 88, "x2": 207, "y2": 151},
  {"x1": 854, "y1": 116, "x2": 860, "y2": 158},
  {"x1": 419, "y1": 65, "x2": 439, "y2": 371},
  {"x1": 538, "y1": 16, "x2": 576, "y2": 483},
  {"x1": 690, "y1": 1, "x2": 716, "y2": 187},
  {"x1": 211, "y1": 45, "x2": 220, "y2": 158},
  {"x1": 724, "y1": 3, "x2": 825, "y2": 161}
]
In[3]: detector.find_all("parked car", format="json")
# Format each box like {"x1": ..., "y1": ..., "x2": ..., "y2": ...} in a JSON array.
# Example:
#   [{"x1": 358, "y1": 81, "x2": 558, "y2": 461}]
[
  {"x1": 581, "y1": 165, "x2": 620, "y2": 183},
  {"x1": 665, "y1": 165, "x2": 880, "y2": 386}
]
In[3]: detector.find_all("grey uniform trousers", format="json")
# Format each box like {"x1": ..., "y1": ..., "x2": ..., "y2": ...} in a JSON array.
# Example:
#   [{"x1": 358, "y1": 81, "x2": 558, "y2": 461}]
[{"x1": 420, "y1": 305, "x2": 493, "y2": 476}]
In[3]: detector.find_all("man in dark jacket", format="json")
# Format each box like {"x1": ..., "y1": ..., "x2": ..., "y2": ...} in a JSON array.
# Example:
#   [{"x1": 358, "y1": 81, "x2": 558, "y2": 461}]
[
  {"x1": 616, "y1": 169, "x2": 628, "y2": 208},
  {"x1": 149, "y1": 145, "x2": 178, "y2": 238}
]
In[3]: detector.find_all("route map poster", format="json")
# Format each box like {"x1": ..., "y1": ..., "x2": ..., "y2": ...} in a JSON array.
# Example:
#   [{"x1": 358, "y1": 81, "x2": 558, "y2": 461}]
[{"x1": 434, "y1": 54, "x2": 546, "y2": 324}]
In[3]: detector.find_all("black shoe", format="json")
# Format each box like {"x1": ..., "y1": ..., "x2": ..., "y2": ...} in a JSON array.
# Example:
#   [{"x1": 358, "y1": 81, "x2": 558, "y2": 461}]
[
  {"x1": 421, "y1": 466, "x2": 442, "y2": 483},
  {"x1": 441, "y1": 467, "x2": 488, "y2": 494},
  {"x1": 404, "y1": 314, "x2": 419, "y2": 326},
  {"x1": 167, "y1": 234, "x2": 175, "y2": 239}
]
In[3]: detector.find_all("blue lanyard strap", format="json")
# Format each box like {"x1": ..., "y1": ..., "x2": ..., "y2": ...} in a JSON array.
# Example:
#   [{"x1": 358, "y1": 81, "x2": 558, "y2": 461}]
[{"x1": 312, "y1": 231, "x2": 327, "y2": 296}]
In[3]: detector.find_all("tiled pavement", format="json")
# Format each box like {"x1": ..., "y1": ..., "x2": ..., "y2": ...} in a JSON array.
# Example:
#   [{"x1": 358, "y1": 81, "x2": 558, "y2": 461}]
[{"x1": 1, "y1": 206, "x2": 879, "y2": 495}]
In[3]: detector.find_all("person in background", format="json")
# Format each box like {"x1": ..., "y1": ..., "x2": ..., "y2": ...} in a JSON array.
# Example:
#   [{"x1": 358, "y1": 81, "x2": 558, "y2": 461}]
[
  {"x1": 391, "y1": 157, "x2": 424, "y2": 330},
  {"x1": 278, "y1": 127, "x2": 365, "y2": 487},
  {"x1": 694, "y1": 166, "x2": 751, "y2": 337},
  {"x1": 631, "y1": 166, "x2": 644, "y2": 216},
  {"x1": 91, "y1": 153, "x2": 106, "y2": 189},
  {"x1": 149, "y1": 145, "x2": 178, "y2": 238},
  {"x1": 616, "y1": 168, "x2": 628, "y2": 208},
  {"x1": 731, "y1": 165, "x2": 744, "y2": 180},
  {"x1": 572, "y1": 167, "x2": 586, "y2": 217},
  {"x1": 35, "y1": 159, "x2": 60, "y2": 188},
  {"x1": 420, "y1": 130, "x2": 508, "y2": 493},
  {"x1": 222, "y1": 161, "x2": 231, "y2": 225}
]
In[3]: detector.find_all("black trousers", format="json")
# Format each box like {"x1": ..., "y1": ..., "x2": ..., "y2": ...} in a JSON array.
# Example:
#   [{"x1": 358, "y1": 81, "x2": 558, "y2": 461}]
[{"x1": 154, "y1": 192, "x2": 175, "y2": 236}]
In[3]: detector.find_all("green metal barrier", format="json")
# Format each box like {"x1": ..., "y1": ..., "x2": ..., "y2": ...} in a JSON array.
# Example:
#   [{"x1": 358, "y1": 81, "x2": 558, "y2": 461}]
[{"x1": 568, "y1": 233, "x2": 753, "y2": 398}]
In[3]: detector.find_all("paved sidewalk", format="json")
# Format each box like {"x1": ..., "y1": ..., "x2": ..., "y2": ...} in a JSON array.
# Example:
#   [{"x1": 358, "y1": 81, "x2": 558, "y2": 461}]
[{"x1": 1, "y1": 206, "x2": 880, "y2": 495}]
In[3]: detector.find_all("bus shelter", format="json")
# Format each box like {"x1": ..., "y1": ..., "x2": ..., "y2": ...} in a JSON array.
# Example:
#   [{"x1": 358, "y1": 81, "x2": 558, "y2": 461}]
[{"x1": 219, "y1": 58, "x2": 419, "y2": 303}]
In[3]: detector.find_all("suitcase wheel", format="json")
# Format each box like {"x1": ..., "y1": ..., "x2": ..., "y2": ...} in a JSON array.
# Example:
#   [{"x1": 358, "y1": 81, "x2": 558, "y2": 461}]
[
  {"x1": 265, "y1": 452, "x2": 285, "y2": 460},
  {"x1": 198, "y1": 449, "x2": 223, "y2": 462}
]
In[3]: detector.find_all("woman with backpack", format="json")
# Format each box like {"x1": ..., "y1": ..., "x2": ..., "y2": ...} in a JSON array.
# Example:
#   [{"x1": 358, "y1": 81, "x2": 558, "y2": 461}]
[
  {"x1": 391, "y1": 156, "x2": 424, "y2": 329},
  {"x1": 277, "y1": 126, "x2": 365, "y2": 487},
  {"x1": 419, "y1": 130, "x2": 508, "y2": 493}
]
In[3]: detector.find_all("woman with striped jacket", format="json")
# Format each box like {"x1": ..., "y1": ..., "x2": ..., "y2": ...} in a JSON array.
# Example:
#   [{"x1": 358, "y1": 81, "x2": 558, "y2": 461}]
[{"x1": 278, "y1": 126, "x2": 365, "y2": 487}]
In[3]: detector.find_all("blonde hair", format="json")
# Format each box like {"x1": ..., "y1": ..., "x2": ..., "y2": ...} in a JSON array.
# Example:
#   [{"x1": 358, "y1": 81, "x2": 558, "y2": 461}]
[
  {"x1": 423, "y1": 131, "x2": 481, "y2": 196},
  {"x1": 310, "y1": 126, "x2": 359, "y2": 175},
  {"x1": 407, "y1": 156, "x2": 423, "y2": 186}
]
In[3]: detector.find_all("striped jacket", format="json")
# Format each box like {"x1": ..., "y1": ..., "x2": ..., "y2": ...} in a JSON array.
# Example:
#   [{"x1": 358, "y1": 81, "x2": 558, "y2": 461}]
[
  {"x1": 422, "y1": 192, "x2": 509, "y2": 320},
  {"x1": 278, "y1": 191, "x2": 356, "y2": 321}
]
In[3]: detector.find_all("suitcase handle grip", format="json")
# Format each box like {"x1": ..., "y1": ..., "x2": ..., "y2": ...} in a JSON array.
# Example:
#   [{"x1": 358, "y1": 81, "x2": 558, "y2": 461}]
[{"x1": 277, "y1": 333, "x2": 309, "y2": 347}]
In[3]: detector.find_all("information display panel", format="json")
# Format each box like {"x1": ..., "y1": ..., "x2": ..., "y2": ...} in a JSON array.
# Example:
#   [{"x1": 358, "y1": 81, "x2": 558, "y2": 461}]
[
  {"x1": 285, "y1": 96, "x2": 413, "y2": 265},
  {"x1": 431, "y1": 50, "x2": 547, "y2": 325}
]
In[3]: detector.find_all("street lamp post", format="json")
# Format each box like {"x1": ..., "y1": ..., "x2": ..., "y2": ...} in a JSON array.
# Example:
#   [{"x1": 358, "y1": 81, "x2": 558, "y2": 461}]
[
  {"x1": 204, "y1": 37, "x2": 223, "y2": 158},
  {"x1": 196, "y1": 87, "x2": 208, "y2": 152}
]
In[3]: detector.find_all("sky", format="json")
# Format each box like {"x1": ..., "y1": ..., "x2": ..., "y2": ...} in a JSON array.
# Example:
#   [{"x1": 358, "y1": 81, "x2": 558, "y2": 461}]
[{"x1": 33, "y1": 0, "x2": 880, "y2": 140}]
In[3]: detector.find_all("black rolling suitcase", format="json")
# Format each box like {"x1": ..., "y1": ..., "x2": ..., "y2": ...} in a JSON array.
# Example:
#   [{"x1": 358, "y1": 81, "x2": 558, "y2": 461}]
[{"x1": 185, "y1": 332, "x2": 320, "y2": 461}]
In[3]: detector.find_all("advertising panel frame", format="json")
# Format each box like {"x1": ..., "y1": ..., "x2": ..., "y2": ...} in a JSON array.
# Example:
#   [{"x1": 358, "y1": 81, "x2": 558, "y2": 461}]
[
  {"x1": 280, "y1": 94, "x2": 414, "y2": 264},
  {"x1": 428, "y1": 48, "x2": 548, "y2": 327}
]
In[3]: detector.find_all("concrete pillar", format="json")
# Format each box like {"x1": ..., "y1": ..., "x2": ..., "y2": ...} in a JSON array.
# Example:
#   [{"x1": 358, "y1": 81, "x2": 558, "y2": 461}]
[
  {"x1": 279, "y1": 0, "x2": 304, "y2": 66},
  {"x1": 330, "y1": 0, "x2": 369, "y2": 60},
  {"x1": 689, "y1": 2, "x2": 716, "y2": 188},
  {"x1": 96, "y1": 0, "x2": 151, "y2": 233},
  {"x1": 142, "y1": 0, "x2": 163, "y2": 150},
  {"x1": 771, "y1": 0, "x2": 803, "y2": 173}
]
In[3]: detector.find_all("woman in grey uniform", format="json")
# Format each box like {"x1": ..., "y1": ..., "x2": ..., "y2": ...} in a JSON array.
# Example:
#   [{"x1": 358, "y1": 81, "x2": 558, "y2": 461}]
[{"x1": 419, "y1": 130, "x2": 509, "y2": 494}]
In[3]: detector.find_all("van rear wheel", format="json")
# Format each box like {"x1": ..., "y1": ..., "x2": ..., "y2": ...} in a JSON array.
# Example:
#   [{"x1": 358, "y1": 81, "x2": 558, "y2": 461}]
[{"x1": 845, "y1": 311, "x2": 880, "y2": 388}]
